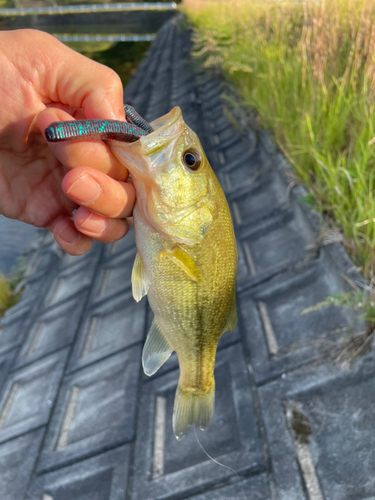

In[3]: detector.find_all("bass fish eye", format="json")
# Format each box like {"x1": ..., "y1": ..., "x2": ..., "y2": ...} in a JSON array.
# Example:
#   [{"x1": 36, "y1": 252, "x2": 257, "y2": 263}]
[{"x1": 182, "y1": 149, "x2": 201, "y2": 171}]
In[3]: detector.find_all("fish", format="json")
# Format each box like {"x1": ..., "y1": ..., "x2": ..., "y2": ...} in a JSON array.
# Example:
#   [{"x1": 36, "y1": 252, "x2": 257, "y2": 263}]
[{"x1": 45, "y1": 105, "x2": 238, "y2": 439}]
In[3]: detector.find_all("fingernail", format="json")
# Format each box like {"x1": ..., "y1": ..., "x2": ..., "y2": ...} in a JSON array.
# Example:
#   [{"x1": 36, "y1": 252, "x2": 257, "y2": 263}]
[
  {"x1": 80, "y1": 213, "x2": 108, "y2": 235},
  {"x1": 57, "y1": 223, "x2": 80, "y2": 244},
  {"x1": 106, "y1": 101, "x2": 125, "y2": 121},
  {"x1": 67, "y1": 174, "x2": 102, "y2": 204},
  {"x1": 109, "y1": 109, "x2": 123, "y2": 120}
]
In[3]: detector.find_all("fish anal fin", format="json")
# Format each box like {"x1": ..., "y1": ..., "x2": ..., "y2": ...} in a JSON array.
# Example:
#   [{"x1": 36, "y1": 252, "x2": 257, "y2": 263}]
[
  {"x1": 224, "y1": 294, "x2": 237, "y2": 333},
  {"x1": 173, "y1": 382, "x2": 215, "y2": 440},
  {"x1": 132, "y1": 252, "x2": 149, "y2": 302},
  {"x1": 160, "y1": 246, "x2": 202, "y2": 282},
  {"x1": 142, "y1": 318, "x2": 173, "y2": 376}
]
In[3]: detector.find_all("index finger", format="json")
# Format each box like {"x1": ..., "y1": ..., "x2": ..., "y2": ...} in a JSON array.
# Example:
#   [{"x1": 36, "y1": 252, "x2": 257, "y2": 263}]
[
  {"x1": 37, "y1": 108, "x2": 129, "y2": 181},
  {"x1": 47, "y1": 31, "x2": 125, "y2": 121}
]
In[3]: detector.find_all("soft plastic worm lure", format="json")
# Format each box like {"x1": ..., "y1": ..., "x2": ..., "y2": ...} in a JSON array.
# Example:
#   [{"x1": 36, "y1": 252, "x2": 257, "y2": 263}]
[
  {"x1": 44, "y1": 104, "x2": 154, "y2": 143},
  {"x1": 123, "y1": 104, "x2": 154, "y2": 134}
]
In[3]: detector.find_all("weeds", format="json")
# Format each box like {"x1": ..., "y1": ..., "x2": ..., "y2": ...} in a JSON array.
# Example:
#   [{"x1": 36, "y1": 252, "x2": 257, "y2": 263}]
[
  {"x1": 303, "y1": 290, "x2": 375, "y2": 328},
  {"x1": 183, "y1": 0, "x2": 375, "y2": 353},
  {"x1": 0, "y1": 257, "x2": 26, "y2": 318},
  {"x1": 0, "y1": 275, "x2": 19, "y2": 317},
  {"x1": 184, "y1": 0, "x2": 375, "y2": 280}
]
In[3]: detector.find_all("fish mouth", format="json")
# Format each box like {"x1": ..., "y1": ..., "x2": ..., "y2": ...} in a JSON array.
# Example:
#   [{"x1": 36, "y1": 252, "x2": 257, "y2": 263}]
[
  {"x1": 149, "y1": 106, "x2": 182, "y2": 132},
  {"x1": 139, "y1": 107, "x2": 184, "y2": 157},
  {"x1": 108, "y1": 107, "x2": 184, "y2": 178}
]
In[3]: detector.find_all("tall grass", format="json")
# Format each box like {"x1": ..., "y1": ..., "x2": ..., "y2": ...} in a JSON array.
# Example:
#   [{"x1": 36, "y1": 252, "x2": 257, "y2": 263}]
[{"x1": 184, "y1": 0, "x2": 375, "y2": 281}]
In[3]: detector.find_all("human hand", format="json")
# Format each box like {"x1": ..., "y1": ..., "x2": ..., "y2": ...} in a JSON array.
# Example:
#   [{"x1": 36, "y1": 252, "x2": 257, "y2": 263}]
[{"x1": 0, "y1": 29, "x2": 135, "y2": 255}]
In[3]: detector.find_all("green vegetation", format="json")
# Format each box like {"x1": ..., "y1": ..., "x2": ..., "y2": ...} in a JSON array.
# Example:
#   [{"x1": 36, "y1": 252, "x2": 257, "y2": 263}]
[
  {"x1": 0, "y1": 257, "x2": 26, "y2": 318},
  {"x1": 302, "y1": 290, "x2": 374, "y2": 362},
  {"x1": 303, "y1": 291, "x2": 375, "y2": 328},
  {"x1": 185, "y1": 0, "x2": 375, "y2": 282},
  {"x1": 0, "y1": 277, "x2": 20, "y2": 317},
  {"x1": 0, "y1": 277, "x2": 14, "y2": 317}
]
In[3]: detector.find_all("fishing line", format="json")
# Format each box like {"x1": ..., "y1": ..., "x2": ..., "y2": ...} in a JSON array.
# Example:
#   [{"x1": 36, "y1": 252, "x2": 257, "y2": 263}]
[{"x1": 194, "y1": 428, "x2": 249, "y2": 500}]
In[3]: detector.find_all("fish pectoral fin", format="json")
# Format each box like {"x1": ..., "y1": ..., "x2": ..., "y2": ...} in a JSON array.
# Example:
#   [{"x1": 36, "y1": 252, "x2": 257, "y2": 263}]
[
  {"x1": 223, "y1": 294, "x2": 237, "y2": 333},
  {"x1": 132, "y1": 252, "x2": 149, "y2": 302},
  {"x1": 142, "y1": 318, "x2": 173, "y2": 376},
  {"x1": 160, "y1": 246, "x2": 202, "y2": 282}
]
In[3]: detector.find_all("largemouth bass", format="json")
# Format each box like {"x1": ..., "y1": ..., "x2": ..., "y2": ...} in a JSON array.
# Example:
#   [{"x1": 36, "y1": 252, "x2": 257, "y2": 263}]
[{"x1": 45, "y1": 106, "x2": 237, "y2": 439}]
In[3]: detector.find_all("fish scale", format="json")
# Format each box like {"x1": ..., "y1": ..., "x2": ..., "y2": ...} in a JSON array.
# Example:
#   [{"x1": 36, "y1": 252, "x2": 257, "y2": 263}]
[
  {"x1": 110, "y1": 107, "x2": 237, "y2": 439},
  {"x1": 45, "y1": 104, "x2": 237, "y2": 439}
]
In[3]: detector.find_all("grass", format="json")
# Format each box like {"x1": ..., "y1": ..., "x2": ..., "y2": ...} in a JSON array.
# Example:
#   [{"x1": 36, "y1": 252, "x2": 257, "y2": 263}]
[
  {"x1": 183, "y1": 0, "x2": 375, "y2": 341},
  {"x1": 184, "y1": 0, "x2": 375, "y2": 284},
  {"x1": 0, "y1": 276, "x2": 18, "y2": 317},
  {"x1": 0, "y1": 257, "x2": 26, "y2": 318}
]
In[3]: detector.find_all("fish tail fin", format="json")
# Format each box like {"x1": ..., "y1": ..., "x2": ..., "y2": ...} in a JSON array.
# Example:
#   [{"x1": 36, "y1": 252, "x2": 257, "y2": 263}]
[{"x1": 172, "y1": 381, "x2": 215, "y2": 440}]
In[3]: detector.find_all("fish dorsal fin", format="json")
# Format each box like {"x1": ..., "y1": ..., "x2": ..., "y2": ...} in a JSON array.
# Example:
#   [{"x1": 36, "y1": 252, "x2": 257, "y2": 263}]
[
  {"x1": 160, "y1": 245, "x2": 202, "y2": 282},
  {"x1": 142, "y1": 318, "x2": 173, "y2": 376},
  {"x1": 132, "y1": 252, "x2": 149, "y2": 302},
  {"x1": 224, "y1": 294, "x2": 237, "y2": 333}
]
